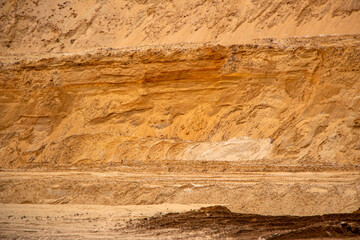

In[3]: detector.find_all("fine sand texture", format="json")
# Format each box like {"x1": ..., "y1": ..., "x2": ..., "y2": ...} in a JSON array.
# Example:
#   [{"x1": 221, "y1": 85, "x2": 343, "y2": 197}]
[
  {"x1": 0, "y1": 170, "x2": 360, "y2": 216},
  {"x1": 1, "y1": 0, "x2": 360, "y2": 54},
  {"x1": 1, "y1": 36, "x2": 359, "y2": 170},
  {"x1": 1, "y1": 204, "x2": 360, "y2": 239},
  {"x1": 0, "y1": 1, "x2": 360, "y2": 239}
]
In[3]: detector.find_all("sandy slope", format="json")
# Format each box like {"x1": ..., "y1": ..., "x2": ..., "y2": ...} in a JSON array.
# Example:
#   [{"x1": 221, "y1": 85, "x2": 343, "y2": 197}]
[{"x1": 1, "y1": 0, "x2": 360, "y2": 54}]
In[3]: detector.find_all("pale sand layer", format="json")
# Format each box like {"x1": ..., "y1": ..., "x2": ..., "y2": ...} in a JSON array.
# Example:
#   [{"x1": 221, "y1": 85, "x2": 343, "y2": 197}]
[
  {"x1": 1, "y1": 171, "x2": 359, "y2": 216},
  {"x1": 1, "y1": 0, "x2": 359, "y2": 54},
  {"x1": 1, "y1": 203, "x2": 360, "y2": 239},
  {"x1": 0, "y1": 203, "x2": 212, "y2": 239}
]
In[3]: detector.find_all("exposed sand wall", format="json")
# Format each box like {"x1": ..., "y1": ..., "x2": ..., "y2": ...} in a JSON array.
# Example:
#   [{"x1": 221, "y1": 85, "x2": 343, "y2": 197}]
[
  {"x1": 0, "y1": 36, "x2": 359, "y2": 169},
  {"x1": 0, "y1": 1, "x2": 360, "y2": 222}
]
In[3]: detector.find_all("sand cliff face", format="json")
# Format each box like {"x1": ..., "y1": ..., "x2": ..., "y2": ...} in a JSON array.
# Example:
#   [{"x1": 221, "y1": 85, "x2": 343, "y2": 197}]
[
  {"x1": 1, "y1": 0, "x2": 360, "y2": 224},
  {"x1": 0, "y1": 36, "x2": 359, "y2": 169},
  {"x1": 1, "y1": 0, "x2": 360, "y2": 54}
]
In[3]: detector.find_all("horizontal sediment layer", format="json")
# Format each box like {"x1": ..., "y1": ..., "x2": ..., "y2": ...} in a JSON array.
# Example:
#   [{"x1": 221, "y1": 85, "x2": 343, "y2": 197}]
[
  {"x1": 1, "y1": 0, "x2": 360, "y2": 54},
  {"x1": 0, "y1": 35, "x2": 359, "y2": 169},
  {"x1": 1, "y1": 171, "x2": 359, "y2": 216}
]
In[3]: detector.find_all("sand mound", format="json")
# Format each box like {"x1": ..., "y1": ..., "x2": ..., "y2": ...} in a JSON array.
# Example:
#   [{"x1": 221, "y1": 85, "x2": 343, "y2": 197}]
[{"x1": 132, "y1": 206, "x2": 360, "y2": 239}]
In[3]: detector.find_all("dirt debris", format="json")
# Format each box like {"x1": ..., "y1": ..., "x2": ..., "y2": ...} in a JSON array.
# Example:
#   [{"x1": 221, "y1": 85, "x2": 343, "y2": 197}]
[{"x1": 130, "y1": 206, "x2": 360, "y2": 239}]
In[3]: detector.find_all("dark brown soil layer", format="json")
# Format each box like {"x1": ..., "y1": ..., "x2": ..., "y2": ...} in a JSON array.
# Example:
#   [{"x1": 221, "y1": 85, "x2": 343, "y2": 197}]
[{"x1": 131, "y1": 206, "x2": 360, "y2": 239}]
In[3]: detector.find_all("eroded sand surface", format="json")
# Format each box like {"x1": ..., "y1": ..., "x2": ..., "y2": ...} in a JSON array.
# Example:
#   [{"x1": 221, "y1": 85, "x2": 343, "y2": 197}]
[
  {"x1": 0, "y1": 36, "x2": 359, "y2": 239},
  {"x1": 1, "y1": 36, "x2": 360, "y2": 169},
  {"x1": 1, "y1": 1, "x2": 360, "y2": 239}
]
